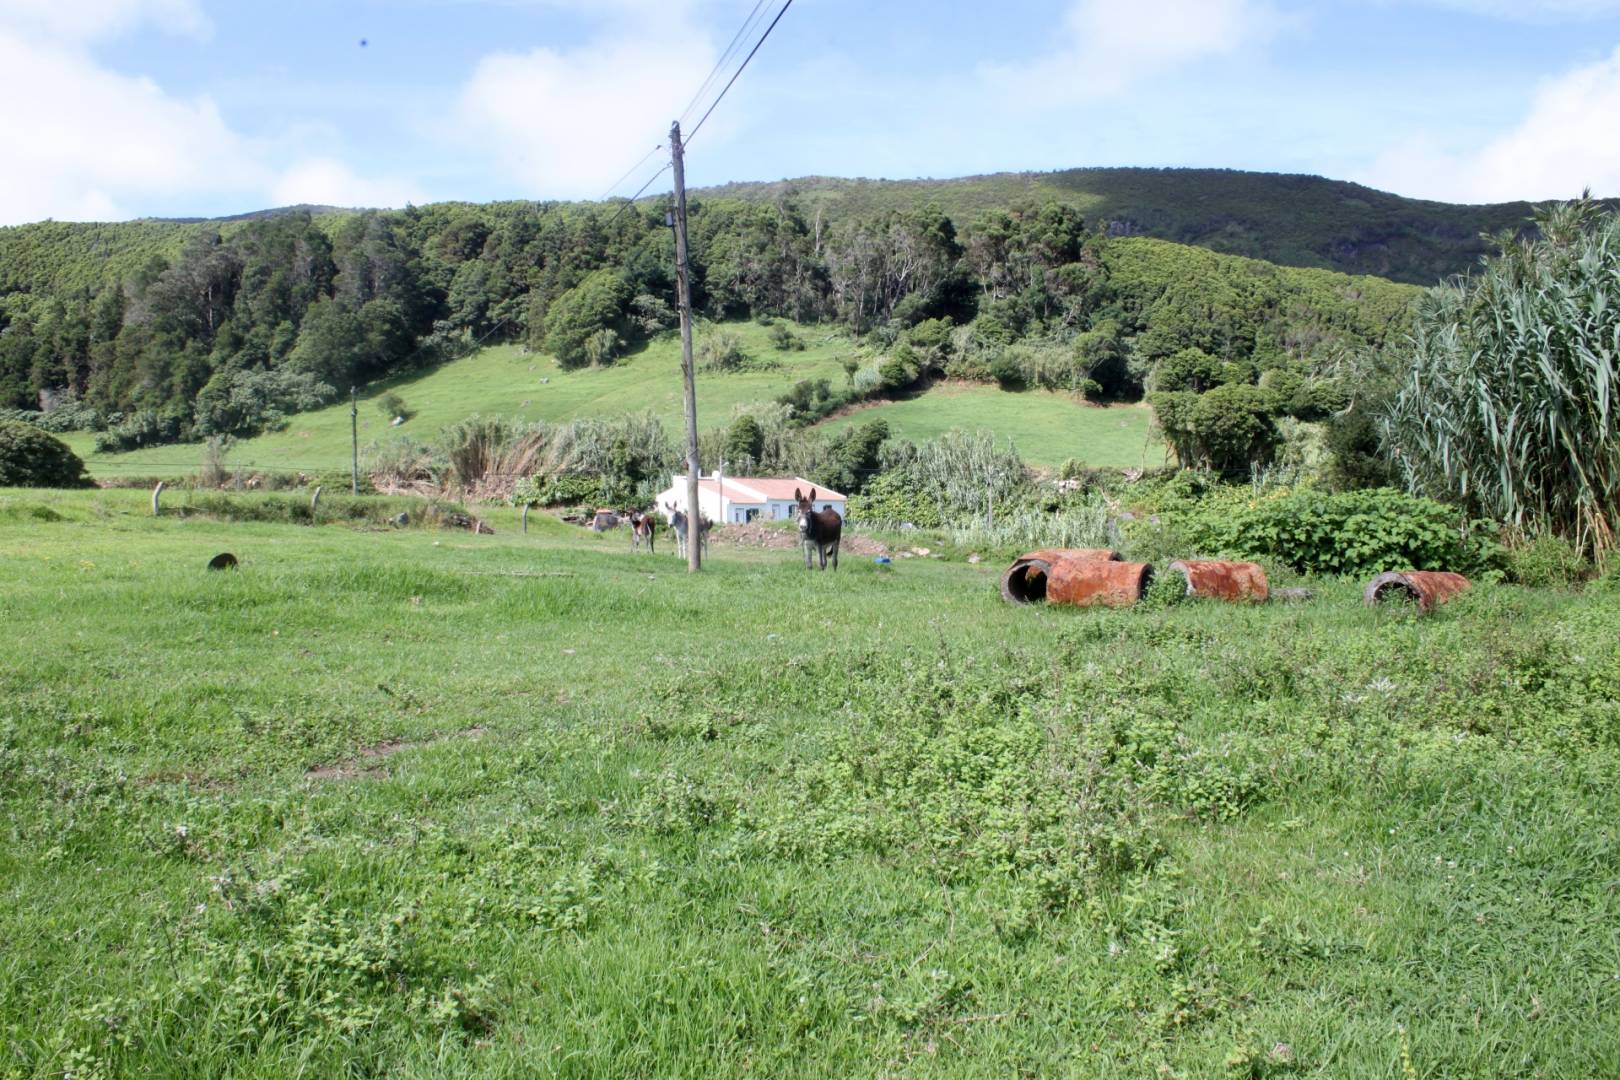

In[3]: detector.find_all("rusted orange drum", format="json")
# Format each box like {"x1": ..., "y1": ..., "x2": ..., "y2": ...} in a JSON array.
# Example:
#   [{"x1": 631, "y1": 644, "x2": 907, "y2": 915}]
[
  {"x1": 1167, "y1": 559, "x2": 1270, "y2": 602},
  {"x1": 1018, "y1": 548, "x2": 1121, "y2": 565},
  {"x1": 1002, "y1": 551, "x2": 1150, "y2": 607},
  {"x1": 1363, "y1": 570, "x2": 1471, "y2": 613}
]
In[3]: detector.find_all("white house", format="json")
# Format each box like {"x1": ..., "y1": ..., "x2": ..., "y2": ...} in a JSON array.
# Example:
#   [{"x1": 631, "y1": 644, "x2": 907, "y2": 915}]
[{"x1": 655, "y1": 474, "x2": 847, "y2": 525}]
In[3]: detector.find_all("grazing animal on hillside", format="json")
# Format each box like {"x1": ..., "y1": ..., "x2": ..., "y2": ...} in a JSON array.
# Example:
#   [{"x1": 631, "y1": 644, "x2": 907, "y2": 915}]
[
  {"x1": 795, "y1": 487, "x2": 842, "y2": 570},
  {"x1": 629, "y1": 510, "x2": 656, "y2": 554},
  {"x1": 663, "y1": 502, "x2": 711, "y2": 559}
]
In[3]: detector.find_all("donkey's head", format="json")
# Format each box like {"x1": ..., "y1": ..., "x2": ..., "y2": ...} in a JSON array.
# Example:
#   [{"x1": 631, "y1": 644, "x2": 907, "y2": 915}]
[{"x1": 794, "y1": 488, "x2": 819, "y2": 539}]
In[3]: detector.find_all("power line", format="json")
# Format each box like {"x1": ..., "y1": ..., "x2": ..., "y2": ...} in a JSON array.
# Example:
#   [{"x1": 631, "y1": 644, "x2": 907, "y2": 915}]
[
  {"x1": 598, "y1": 142, "x2": 666, "y2": 204},
  {"x1": 604, "y1": 161, "x2": 674, "y2": 228},
  {"x1": 687, "y1": 0, "x2": 793, "y2": 146},
  {"x1": 678, "y1": 0, "x2": 773, "y2": 129}
]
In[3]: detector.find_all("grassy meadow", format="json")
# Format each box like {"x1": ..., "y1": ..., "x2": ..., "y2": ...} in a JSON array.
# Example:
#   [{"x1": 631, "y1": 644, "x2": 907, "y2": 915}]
[
  {"x1": 63, "y1": 321, "x2": 1162, "y2": 480},
  {"x1": 2, "y1": 488, "x2": 1617, "y2": 1078},
  {"x1": 63, "y1": 322, "x2": 858, "y2": 479},
  {"x1": 819, "y1": 390, "x2": 1162, "y2": 469}
]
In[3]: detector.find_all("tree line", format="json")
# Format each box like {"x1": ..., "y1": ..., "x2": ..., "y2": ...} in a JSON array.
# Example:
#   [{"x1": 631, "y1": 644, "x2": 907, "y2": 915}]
[{"x1": 0, "y1": 194, "x2": 1417, "y2": 455}]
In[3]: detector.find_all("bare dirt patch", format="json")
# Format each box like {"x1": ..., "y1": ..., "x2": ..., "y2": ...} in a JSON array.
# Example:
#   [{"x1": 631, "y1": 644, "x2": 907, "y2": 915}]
[
  {"x1": 712, "y1": 523, "x2": 889, "y2": 557},
  {"x1": 305, "y1": 726, "x2": 488, "y2": 781}
]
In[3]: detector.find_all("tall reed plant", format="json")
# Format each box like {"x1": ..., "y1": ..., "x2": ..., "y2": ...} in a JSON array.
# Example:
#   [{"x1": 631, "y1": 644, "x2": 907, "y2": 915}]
[{"x1": 1384, "y1": 197, "x2": 1620, "y2": 558}]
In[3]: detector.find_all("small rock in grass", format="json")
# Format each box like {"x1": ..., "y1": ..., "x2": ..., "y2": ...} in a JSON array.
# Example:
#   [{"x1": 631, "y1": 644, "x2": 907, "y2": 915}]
[{"x1": 1273, "y1": 587, "x2": 1315, "y2": 604}]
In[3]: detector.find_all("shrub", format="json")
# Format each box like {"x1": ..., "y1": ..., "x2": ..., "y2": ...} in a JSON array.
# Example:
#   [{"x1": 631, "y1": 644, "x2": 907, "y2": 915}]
[
  {"x1": 377, "y1": 392, "x2": 409, "y2": 420},
  {"x1": 698, "y1": 329, "x2": 756, "y2": 372},
  {"x1": 1180, "y1": 487, "x2": 1500, "y2": 577},
  {"x1": 0, "y1": 401, "x2": 99, "y2": 433},
  {"x1": 511, "y1": 473, "x2": 606, "y2": 507},
  {"x1": 544, "y1": 269, "x2": 631, "y2": 369},
  {"x1": 767, "y1": 322, "x2": 805, "y2": 351},
  {"x1": 193, "y1": 367, "x2": 337, "y2": 438},
  {"x1": 1151, "y1": 384, "x2": 1281, "y2": 476},
  {"x1": 0, "y1": 420, "x2": 93, "y2": 488},
  {"x1": 846, "y1": 469, "x2": 943, "y2": 528},
  {"x1": 1505, "y1": 534, "x2": 1591, "y2": 588},
  {"x1": 95, "y1": 407, "x2": 188, "y2": 453}
]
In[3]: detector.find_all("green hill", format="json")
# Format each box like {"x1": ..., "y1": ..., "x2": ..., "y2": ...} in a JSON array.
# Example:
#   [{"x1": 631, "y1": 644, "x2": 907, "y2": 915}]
[
  {"x1": 697, "y1": 167, "x2": 1608, "y2": 284},
  {"x1": 70, "y1": 320, "x2": 1157, "y2": 478}
]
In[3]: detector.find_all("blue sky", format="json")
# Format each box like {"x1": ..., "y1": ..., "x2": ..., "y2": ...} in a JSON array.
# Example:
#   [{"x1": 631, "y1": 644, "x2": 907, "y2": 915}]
[{"x1": 2, "y1": 0, "x2": 1619, "y2": 224}]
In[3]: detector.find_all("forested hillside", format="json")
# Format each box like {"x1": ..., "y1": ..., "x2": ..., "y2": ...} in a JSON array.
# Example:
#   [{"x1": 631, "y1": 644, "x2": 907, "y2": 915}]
[
  {"x1": 700, "y1": 168, "x2": 1596, "y2": 284},
  {"x1": 0, "y1": 182, "x2": 1417, "y2": 458}
]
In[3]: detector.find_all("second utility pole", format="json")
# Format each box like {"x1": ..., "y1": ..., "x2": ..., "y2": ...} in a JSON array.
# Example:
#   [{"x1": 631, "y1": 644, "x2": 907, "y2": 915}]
[{"x1": 670, "y1": 120, "x2": 702, "y2": 572}]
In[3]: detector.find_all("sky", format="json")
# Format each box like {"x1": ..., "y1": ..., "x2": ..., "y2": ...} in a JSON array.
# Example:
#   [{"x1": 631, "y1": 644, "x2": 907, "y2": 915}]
[{"x1": 2, "y1": 0, "x2": 1619, "y2": 225}]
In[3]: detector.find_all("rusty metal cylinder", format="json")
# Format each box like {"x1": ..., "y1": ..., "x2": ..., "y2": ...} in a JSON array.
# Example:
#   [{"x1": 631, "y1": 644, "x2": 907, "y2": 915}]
[
  {"x1": 1017, "y1": 548, "x2": 1121, "y2": 565},
  {"x1": 1002, "y1": 552, "x2": 1151, "y2": 607},
  {"x1": 1363, "y1": 570, "x2": 1471, "y2": 613},
  {"x1": 1167, "y1": 559, "x2": 1270, "y2": 602}
]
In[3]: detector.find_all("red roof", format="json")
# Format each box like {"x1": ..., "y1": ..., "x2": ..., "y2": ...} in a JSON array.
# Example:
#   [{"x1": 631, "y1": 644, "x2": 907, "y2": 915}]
[{"x1": 705, "y1": 476, "x2": 845, "y2": 503}]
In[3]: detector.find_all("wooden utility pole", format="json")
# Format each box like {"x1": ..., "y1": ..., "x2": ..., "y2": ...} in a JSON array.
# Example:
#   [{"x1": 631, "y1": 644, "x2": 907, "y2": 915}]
[
  {"x1": 350, "y1": 388, "x2": 360, "y2": 496},
  {"x1": 670, "y1": 120, "x2": 702, "y2": 572}
]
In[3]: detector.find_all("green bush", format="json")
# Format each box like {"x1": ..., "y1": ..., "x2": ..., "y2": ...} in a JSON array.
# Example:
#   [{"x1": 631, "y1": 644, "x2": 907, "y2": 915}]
[
  {"x1": 0, "y1": 420, "x2": 92, "y2": 488},
  {"x1": 698, "y1": 329, "x2": 760, "y2": 372},
  {"x1": 1505, "y1": 534, "x2": 1591, "y2": 588},
  {"x1": 511, "y1": 473, "x2": 607, "y2": 508},
  {"x1": 846, "y1": 470, "x2": 942, "y2": 528},
  {"x1": 544, "y1": 269, "x2": 631, "y2": 369},
  {"x1": 1180, "y1": 487, "x2": 1500, "y2": 576},
  {"x1": 767, "y1": 322, "x2": 805, "y2": 351}
]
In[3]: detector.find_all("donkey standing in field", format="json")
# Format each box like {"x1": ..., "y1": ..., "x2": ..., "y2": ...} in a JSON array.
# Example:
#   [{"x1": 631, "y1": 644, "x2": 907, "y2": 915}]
[
  {"x1": 795, "y1": 488, "x2": 842, "y2": 571},
  {"x1": 629, "y1": 510, "x2": 656, "y2": 554},
  {"x1": 662, "y1": 502, "x2": 711, "y2": 559}
]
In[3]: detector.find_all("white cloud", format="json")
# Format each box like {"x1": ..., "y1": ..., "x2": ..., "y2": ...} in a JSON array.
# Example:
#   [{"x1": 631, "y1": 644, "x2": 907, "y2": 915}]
[
  {"x1": 0, "y1": 28, "x2": 262, "y2": 224},
  {"x1": 979, "y1": 0, "x2": 1281, "y2": 106},
  {"x1": 0, "y1": 7, "x2": 425, "y2": 223},
  {"x1": 0, "y1": 0, "x2": 210, "y2": 40},
  {"x1": 1361, "y1": 45, "x2": 1620, "y2": 202},
  {"x1": 457, "y1": 27, "x2": 718, "y2": 197},
  {"x1": 272, "y1": 159, "x2": 424, "y2": 210}
]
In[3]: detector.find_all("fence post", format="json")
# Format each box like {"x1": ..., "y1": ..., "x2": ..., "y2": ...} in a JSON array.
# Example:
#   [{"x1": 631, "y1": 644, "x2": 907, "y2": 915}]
[
  {"x1": 151, "y1": 481, "x2": 165, "y2": 516},
  {"x1": 522, "y1": 504, "x2": 530, "y2": 533},
  {"x1": 310, "y1": 485, "x2": 322, "y2": 519}
]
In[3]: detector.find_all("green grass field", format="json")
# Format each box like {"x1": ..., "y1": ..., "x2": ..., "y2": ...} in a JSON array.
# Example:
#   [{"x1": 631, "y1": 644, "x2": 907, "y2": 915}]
[
  {"x1": 2, "y1": 487, "x2": 1616, "y2": 1078},
  {"x1": 64, "y1": 322, "x2": 1166, "y2": 479},
  {"x1": 820, "y1": 388, "x2": 1163, "y2": 469},
  {"x1": 65, "y1": 322, "x2": 864, "y2": 479}
]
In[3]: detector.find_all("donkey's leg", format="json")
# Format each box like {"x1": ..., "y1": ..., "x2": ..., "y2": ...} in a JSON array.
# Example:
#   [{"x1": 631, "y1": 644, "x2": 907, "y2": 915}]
[{"x1": 830, "y1": 540, "x2": 839, "y2": 571}]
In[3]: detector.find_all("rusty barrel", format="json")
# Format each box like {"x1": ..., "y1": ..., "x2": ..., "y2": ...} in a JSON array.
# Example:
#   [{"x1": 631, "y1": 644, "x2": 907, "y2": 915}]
[
  {"x1": 1002, "y1": 550, "x2": 1149, "y2": 607},
  {"x1": 1363, "y1": 570, "x2": 1471, "y2": 613},
  {"x1": 1018, "y1": 548, "x2": 1121, "y2": 565},
  {"x1": 1167, "y1": 559, "x2": 1269, "y2": 602}
]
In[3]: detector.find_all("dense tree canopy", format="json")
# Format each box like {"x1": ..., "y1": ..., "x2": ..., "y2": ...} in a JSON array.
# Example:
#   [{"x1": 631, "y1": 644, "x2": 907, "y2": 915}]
[{"x1": 0, "y1": 190, "x2": 1419, "y2": 455}]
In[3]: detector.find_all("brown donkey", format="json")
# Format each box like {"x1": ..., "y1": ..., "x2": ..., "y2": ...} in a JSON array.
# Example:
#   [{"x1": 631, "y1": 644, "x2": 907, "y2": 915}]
[{"x1": 795, "y1": 488, "x2": 842, "y2": 570}]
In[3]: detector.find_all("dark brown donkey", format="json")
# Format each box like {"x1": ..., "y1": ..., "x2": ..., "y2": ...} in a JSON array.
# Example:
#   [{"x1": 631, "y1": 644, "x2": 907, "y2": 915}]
[
  {"x1": 795, "y1": 488, "x2": 842, "y2": 570},
  {"x1": 629, "y1": 510, "x2": 656, "y2": 554}
]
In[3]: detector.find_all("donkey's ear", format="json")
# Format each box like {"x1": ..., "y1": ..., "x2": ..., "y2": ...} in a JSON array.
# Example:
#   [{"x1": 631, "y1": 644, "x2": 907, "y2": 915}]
[
  {"x1": 793, "y1": 488, "x2": 802, "y2": 502},
  {"x1": 808, "y1": 488, "x2": 817, "y2": 502}
]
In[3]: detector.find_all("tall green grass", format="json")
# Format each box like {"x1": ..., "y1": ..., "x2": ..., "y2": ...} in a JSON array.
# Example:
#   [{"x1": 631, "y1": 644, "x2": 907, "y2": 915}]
[
  {"x1": 1386, "y1": 198, "x2": 1620, "y2": 558},
  {"x1": 1, "y1": 488, "x2": 1616, "y2": 1077}
]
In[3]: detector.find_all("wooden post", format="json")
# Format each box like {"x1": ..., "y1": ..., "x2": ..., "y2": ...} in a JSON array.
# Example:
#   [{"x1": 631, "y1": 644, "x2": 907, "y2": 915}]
[
  {"x1": 310, "y1": 485, "x2": 322, "y2": 518},
  {"x1": 671, "y1": 120, "x2": 702, "y2": 573},
  {"x1": 350, "y1": 387, "x2": 359, "y2": 496},
  {"x1": 152, "y1": 480, "x2": 164, "y2": 516},
  {"x1": 522, "y1": 504, "x2": 530, "y2": 534}
]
